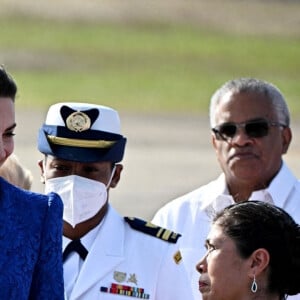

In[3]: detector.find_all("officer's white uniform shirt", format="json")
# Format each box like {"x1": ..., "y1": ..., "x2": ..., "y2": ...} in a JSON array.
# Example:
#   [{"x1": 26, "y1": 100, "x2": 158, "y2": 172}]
[
  {"x1": 63, "y1": 221, "x2": 102, "y2": 299},
  {"x1": 152, "y1": 162, "x2": 300, "y2": 300},
  {"x1": 63, "y1": 205, "x2": 193, "y2": 300}
]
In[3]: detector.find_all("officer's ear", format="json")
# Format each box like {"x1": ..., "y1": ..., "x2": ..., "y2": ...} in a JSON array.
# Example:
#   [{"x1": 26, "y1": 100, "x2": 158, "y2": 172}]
[
  {"x1": 109, "y1": 164, "x2": 123, "y2": 188},
  {"x1": 38, "y1": 157, "x2": 46, "y2": 184}
]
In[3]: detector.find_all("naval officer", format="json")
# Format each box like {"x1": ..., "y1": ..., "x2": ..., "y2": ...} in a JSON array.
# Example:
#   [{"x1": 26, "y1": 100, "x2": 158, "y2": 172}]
[{"x1": 37, "y1": 102, "x2": 194, "y2": 300}]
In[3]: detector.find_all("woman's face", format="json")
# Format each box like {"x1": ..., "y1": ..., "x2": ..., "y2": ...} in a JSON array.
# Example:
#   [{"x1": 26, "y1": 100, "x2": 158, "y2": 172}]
[
  {"x1": 0, "y1": 98, "x2": 15, "y2": 167},
  {"x1": 196, "y1": 224, "x2": 251, "y2": 300}
]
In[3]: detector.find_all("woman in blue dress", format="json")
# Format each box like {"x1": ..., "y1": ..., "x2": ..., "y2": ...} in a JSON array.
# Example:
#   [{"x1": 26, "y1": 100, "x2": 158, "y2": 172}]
[{"x1": 0, "y1": 66, "x2": 64, "y2": 299}]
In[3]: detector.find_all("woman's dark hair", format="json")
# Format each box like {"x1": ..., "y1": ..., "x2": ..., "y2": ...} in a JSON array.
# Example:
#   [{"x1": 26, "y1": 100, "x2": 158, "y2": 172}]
[
  {"x1": 0, "y1": 65, "x2": 17, "y2": 100},
  {"x1": 213, "y1": 201, "x2": 300, "y2": 298}
]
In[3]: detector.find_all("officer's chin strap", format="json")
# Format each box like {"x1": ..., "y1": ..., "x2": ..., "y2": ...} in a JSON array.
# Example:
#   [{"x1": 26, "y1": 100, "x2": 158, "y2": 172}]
[{"x1": 106, "y1": 165, "x2": 116, "y2": 189}]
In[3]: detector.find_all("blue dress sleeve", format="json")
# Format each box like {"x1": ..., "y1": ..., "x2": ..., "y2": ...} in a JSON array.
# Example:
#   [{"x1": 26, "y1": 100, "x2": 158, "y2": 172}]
[{"x1": 29, "y1": 192, "x2": 64, "y2": 300}]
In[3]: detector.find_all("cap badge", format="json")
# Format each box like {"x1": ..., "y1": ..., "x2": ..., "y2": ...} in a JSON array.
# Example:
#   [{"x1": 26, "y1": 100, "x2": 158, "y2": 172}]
[{"x1": 66, "y1": 111, "x2": 91, "y2": 132}]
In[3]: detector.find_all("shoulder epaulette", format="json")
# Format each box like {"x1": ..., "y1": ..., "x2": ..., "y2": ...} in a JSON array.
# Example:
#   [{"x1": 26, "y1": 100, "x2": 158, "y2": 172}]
[{"x1": 124, "y1": 217, "x2": 181, "y2": 243}]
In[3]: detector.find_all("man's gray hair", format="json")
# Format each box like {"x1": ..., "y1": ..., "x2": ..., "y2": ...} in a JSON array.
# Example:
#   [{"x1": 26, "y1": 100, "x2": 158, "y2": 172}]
[{"x1": 209, "y1": 78, "x2": 290, "y2": 128}]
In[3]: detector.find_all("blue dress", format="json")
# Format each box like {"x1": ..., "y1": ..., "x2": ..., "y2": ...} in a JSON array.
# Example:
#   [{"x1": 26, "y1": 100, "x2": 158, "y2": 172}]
[{"x1": 0, "y1": 177, "x2": 64, "y2": 299}]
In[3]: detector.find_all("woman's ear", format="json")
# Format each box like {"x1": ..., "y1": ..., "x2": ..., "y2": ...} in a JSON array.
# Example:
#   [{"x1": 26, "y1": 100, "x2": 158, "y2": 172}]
[
  {"x1": 109, "y1": 164, "x2": 123, "y2": 188},
  {"x1": 248, "y1": 248, "x2": 270, "y2": 277}
]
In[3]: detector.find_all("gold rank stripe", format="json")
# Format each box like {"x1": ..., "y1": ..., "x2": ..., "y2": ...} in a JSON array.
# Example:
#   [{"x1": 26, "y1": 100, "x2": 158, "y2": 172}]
[
  {"x1": 156, "y1": 228, "x2": 172, "y2": 241},
  {"x1": 156, "y1": 228, "x2": 164, "y2": 239},
  {"x1": 162, "y1": 229, "x2": 172, "y2": 241},
  {"x1": 47, "y1": 135, "x2": 116, "y2": 148}
]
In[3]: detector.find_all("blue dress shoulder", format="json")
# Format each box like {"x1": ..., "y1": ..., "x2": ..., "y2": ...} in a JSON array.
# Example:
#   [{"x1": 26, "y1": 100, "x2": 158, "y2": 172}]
[{"x1": 0, "y1": 177, "x2": 64, "y2": 300}]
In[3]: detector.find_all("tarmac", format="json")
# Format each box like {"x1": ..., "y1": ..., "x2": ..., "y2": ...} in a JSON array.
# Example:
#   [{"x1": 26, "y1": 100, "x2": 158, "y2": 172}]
[{"x1": 14, "y1": 109, "x2": 300, "y2": 220}]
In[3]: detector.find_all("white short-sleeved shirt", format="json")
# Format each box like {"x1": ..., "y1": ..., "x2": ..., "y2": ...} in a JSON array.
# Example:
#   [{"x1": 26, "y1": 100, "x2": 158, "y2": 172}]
[{"x1": 152, "y1": 162, "x2": 300, "y2": 300}]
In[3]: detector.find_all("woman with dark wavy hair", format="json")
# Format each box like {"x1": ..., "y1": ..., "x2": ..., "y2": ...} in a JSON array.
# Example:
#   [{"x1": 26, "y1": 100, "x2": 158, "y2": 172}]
[{"x1": 196, "y1": 201, "x2": 300, "y2": 300}]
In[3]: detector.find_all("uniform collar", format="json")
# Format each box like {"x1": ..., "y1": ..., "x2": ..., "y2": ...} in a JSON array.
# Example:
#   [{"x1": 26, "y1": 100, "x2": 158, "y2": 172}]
[{"x1": 63, "y1": 215, "x2": 105, "y2": 252}]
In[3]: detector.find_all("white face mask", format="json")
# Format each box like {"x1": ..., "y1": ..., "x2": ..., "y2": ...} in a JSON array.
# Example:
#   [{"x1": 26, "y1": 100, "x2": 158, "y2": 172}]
[{"x1": 44, "y1": 167, "x2": 115, "y2": 227}]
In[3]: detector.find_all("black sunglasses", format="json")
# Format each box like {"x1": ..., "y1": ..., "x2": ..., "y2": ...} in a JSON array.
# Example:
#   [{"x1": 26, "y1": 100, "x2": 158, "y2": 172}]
[{"x1": 212, "y1": 120, "x2": 286, "y2": 141}]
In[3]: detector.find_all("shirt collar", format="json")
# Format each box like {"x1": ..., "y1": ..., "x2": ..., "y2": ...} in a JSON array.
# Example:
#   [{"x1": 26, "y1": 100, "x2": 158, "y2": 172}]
[
  {"x1": 214, "y1": 161, "x2": 296, "y2": 208},
  {"x1": 264, "y1": 161, "x2": 297, "y2": 207},
  {"x1": 248, "y1": 162, "x2": 296, "y2": 206}
]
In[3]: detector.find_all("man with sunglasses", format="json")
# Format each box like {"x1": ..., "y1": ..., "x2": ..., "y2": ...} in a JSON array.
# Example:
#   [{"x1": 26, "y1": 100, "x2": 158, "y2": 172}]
[{"x1": 152, "y1": 78, "x2": 300, "y2": 299}]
